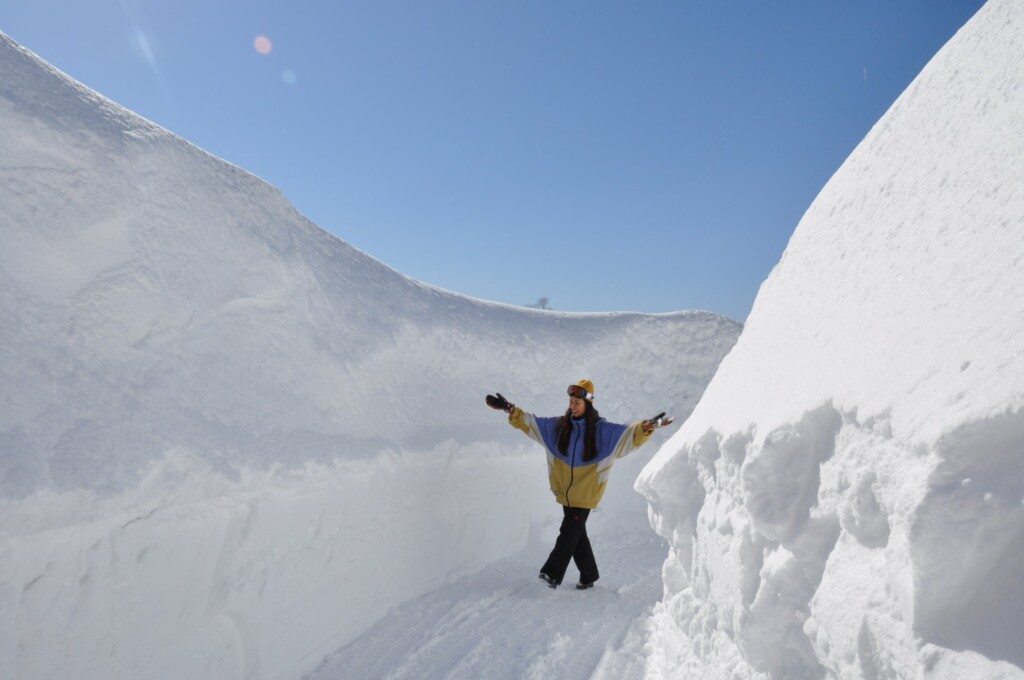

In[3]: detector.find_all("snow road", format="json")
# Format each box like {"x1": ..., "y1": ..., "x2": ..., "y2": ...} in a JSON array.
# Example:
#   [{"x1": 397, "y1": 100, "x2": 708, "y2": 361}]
[{"x1": 306, "y1": 519, "x2": 667, "y2": 680}]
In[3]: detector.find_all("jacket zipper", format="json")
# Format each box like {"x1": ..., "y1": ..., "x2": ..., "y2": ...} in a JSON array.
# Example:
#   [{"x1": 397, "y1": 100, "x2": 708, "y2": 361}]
[{"x1": 565, "y1": 420, "x2": 581, "y2": 507}]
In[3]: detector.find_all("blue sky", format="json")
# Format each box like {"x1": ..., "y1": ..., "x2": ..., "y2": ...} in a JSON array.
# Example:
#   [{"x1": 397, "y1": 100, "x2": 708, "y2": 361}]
[{"x1": 3, "y1": 1, "x2": 985, "y2": 321}]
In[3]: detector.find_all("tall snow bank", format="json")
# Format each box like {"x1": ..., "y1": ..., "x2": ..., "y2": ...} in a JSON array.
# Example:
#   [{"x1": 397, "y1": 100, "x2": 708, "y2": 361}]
[
  {"x1": 0, "y1": 33, "x2": 741, "y2": 680},
  {"x1": 637, "y1": 1, "x2": 1024, "y2": 678}
]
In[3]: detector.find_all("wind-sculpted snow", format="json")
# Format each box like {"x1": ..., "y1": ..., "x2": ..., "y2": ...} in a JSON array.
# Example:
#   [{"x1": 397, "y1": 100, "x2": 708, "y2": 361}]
[
  {"x1": 637, "y1": 1, "x2": 1024, "y2": 678},
  {"x1": 0, "y1": 32, "x2": 740, "y2": 680}
]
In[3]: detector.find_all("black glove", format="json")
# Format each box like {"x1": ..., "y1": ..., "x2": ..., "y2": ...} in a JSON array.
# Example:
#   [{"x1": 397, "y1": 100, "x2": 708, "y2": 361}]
[
  {"x1": 642, "y1": 412, "x2": 673, "y2": 432},
  {"x1": 486, "y1": 392, "x2": 514, "y2": 413}
]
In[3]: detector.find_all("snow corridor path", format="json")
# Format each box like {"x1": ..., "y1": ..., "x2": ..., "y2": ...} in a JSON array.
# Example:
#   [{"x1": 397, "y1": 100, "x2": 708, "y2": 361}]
[{"x1": 304, "y1": 515, "x2": 668, "y2": 680}]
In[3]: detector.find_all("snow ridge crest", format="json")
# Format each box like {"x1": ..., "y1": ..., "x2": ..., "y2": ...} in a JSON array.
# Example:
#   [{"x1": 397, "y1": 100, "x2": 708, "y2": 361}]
[{"x1": 637, "y1": 1, "x2": 1024, "y2": 678}]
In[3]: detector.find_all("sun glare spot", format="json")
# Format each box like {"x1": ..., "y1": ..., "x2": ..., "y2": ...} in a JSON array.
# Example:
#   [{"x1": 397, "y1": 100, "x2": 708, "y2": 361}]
[{"x1": 254, "y1": 35, "x2": 273, "y2": 55}]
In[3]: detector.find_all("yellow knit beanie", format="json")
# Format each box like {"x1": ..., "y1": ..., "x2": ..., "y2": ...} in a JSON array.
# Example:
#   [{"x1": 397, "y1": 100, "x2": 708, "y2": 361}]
[{"x1": 568, "y1": 379, "x2": 595, "y2": 402}]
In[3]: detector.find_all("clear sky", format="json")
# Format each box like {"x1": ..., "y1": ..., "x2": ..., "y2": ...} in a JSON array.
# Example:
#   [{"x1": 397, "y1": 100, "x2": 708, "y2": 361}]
[{"x1": 2, "y1": 1, "x2": 985, "y2": 321}]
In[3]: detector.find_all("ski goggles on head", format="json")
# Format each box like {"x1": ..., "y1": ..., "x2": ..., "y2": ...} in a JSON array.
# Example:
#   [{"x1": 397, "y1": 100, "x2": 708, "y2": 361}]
[{"x1": 567, "y1": 385, "x2": 594, "y2": 401}]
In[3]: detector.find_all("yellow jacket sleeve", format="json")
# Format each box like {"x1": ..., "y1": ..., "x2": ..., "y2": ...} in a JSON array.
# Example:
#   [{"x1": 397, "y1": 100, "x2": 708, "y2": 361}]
[
  {"x1": 508, "y1": 405, "x2": 526, "y2": 432},
  {"x1": 631, "y1": 423, "x2": 654, "y2": 449},
  {"x1": 508, "y1": 406, "x2": 546, "y2": 447}
]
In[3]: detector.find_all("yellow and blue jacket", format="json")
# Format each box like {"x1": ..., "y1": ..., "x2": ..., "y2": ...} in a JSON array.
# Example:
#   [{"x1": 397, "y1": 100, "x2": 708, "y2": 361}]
[{"x1": 508, "y1": 406, "x2": 653, "y2": 509}]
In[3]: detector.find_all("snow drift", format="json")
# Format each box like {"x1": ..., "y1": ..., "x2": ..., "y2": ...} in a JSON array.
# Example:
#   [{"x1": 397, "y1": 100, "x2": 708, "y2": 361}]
[
  {"x1": 0, "y1": 32, "x2": 740, "y2": 680},
  {"x1": 636, "y1": 1, "x2": 1024, "y2": 678}
]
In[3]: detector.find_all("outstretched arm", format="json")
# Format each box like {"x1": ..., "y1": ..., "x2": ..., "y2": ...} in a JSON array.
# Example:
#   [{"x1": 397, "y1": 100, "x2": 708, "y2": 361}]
[
  {"x1": 486, "y1": 392, "x2": 544, "y2": 446},
  {"x1": 508, "y1": 404, "x2": 553, "y2": 448},
  {"x1": 485, "y1": 392, "x2": 565, "y2": 453},
  {"x1": 631, "y1": 423, "x2": 655, "y2": 448},
  {"x1": 607, "y1": 413, "x2": 672, "y2": 457}
]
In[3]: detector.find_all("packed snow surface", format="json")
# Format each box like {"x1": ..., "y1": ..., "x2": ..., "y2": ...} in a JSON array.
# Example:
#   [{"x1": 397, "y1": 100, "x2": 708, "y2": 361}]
[
  {"x1": 636, "y1": 1, "x2": 1024, "y2": 678},
  {"x1": 0, "y1": 31, "x2": 740, "y2": 680},
  {"x1": 4, "y1": 0, "x2": 1021, "y2": 676}
]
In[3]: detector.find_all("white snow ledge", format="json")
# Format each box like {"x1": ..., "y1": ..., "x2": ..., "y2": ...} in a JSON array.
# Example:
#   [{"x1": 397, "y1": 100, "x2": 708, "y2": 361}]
[{"x1": 637, "y1": 404, "x2": 1024, "y2": 679}]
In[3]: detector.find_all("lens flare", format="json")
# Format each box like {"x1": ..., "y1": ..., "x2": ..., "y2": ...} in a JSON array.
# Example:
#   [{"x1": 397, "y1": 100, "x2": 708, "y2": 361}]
[
  {"x1": 282, "y1": 69, "x2": 297, "y2": 85},
  {"x1": 132, "y1": 30, "x2": 157, "y2": 66},
  {"x1": 254, "y1": 35, "x2": 273, "y2": 55}
]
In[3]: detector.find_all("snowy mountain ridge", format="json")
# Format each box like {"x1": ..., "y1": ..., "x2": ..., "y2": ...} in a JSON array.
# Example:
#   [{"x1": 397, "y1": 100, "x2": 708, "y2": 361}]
[
  {"x1": 0, "y1": 30, "x2": 739, "y2": 501},
  {"x1": 636, "y1": 1, "x2": 1024, "y2": 678},
  {"x1": 0, "y1": 30, "x2": 739, "y2": 680}
]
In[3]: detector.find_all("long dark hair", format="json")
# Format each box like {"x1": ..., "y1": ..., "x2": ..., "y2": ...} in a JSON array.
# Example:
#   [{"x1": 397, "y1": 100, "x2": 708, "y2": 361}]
[{"x1": 556, "y1": 403, "x2": 600, "y2": 462}]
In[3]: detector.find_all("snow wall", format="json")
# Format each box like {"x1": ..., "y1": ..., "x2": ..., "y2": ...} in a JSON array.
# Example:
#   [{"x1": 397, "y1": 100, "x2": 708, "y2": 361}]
[
  {"x1": 0, "y1": 33, "x2": 742, "y2": 680},
  {"x1": 636, "y1": 1, "x2": 1024, "y2": 679}
]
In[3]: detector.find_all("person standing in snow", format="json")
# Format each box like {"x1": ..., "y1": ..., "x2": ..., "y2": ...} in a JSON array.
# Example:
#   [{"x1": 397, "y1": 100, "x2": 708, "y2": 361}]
[{"x1": 485, "y1": 380, "x2": 660, "y2": 590}]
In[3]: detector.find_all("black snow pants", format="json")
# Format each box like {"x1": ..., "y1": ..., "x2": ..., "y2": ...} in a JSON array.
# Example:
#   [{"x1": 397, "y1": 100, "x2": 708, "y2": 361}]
[{"x1": 540, "y1": 506, "x2": 599, "y2": 585}]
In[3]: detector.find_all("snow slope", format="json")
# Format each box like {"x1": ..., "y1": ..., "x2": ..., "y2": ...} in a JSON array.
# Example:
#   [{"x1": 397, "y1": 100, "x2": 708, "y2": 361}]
[
  {"x1": 306, "y1": 510, "x2": 669, "y2": 680},
  {"x1": 636, "y1": 1, "x2": 1024, "y2": 678},
  {"x1": 0, "y1": 32, "x2": 740, "y2": 680}
]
